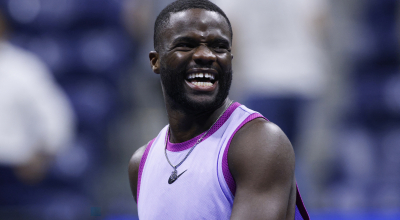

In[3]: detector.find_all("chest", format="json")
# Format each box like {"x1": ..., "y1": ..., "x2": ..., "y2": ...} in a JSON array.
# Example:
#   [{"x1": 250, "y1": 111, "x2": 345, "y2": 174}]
[{"x1": 138, "y1": 131, "x2": 232, "y2": 220}]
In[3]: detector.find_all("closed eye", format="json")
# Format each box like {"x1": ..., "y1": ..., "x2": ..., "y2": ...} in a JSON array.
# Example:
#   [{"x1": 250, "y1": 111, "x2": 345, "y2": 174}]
[
  {"x1": 211, "y1": 38, "x2": 231, "y2": 53},
  {"x1": 213, "y1": 44, "x2": 230, "y2": 53},
  {"x1": 176, "y1": 43, "x2": 193, "y2": 48},
  {"x1": 171, "y1": 36, "x2": 199, "y2": 51},
  {"x1": 175, "y1": 43, "x2": 195, "y2": 51}
]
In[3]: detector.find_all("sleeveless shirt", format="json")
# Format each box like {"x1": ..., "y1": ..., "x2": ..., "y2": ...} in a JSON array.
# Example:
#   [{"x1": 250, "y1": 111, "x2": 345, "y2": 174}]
[{"x1": 137, "y1": 102, "x2": 309, "y2": 220}]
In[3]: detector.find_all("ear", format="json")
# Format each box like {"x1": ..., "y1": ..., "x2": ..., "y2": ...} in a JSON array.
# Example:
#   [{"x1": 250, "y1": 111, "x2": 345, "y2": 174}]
[{"x1": 149, "y1": 51, "x2": 160, "y2": 74}]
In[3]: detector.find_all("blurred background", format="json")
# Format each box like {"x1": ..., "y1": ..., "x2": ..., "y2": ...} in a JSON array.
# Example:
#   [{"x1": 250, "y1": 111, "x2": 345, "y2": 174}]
[{"x1": 0, "y1": 0, "x2": 398, "y2": 219}]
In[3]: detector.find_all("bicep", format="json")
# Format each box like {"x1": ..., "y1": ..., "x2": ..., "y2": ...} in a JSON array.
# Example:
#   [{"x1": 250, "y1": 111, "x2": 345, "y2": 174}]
[{"x1": 228, "y1": 119, "x2": 296, "y2": 220}]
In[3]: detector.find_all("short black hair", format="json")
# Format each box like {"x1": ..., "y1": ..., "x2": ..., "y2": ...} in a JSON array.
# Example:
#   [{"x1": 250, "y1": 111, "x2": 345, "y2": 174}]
[{"x1": 153, "y1": 0, "x2": 232, "y2": 52}]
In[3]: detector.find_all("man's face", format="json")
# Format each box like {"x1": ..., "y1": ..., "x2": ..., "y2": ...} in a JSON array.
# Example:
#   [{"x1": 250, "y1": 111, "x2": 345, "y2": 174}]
[{"x1": 154, "y1": 8, "x2": 233, "y2": 112}]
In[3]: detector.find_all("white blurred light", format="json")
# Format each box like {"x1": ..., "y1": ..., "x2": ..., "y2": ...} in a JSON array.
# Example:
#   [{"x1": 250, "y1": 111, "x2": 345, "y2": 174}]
[{"x1": 8, "y1": 0, "x2": 41, "y2": 24}]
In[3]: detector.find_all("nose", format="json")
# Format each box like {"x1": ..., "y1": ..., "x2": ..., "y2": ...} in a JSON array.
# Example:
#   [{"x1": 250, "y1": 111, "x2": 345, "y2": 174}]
[{"x1": 192, "y1": 45, "x2": 216, "y2": 64}]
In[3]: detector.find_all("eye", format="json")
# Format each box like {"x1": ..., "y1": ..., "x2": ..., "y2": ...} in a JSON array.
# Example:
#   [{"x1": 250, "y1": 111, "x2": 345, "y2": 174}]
[
  {"x1": 175, "y1": 43, "x2": 194, "y2": 51},
  {"x1": 213, "y1": 44, "x2": 230, "y2": 53}
]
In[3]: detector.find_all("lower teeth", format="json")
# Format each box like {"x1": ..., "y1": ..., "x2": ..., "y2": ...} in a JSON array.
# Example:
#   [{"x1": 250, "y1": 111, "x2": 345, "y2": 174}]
[{"x1": 192, "y1": 82, "x2": 213, "y2": 87}]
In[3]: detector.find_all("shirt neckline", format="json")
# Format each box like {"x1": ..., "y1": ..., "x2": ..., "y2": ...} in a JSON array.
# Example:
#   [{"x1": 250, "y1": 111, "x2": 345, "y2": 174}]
[{"x1": 166, "y1": 102, "x2": 241, "y2": 152}]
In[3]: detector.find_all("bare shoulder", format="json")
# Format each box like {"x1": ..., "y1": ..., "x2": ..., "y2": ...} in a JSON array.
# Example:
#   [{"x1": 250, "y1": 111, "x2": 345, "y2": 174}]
[
  {"x1": 129, "y1": 145, "x2": 147, "y2": 171},
  {"x1": 128, "y1": 144, "x2": 147, "y2": 203},
  {"x1": 228, "y1": 118, "x2": 296, "y2": 219},
  {"x1": 229, "y1": 118, "x2": 295, "y2": 164},
  {"x1": 228, "y1": 117, "x2": 295, "y2": 190}
]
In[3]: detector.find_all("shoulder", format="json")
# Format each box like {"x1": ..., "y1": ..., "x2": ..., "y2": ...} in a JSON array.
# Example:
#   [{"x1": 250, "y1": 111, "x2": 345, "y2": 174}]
[
  {"x1": 230, "y1": 117, "x2": 294, "y2": 155},
  {"x1": 228, "y1": 118, "x2": 295, "y2": 183},
  {"x1": 227, "y1": 118, "x2": 297, "y2": 219},
  {"x1": 128, "y1": 144, "x2": 148, "y2": 203},
  {"x1": 129, "y1": 145, "x2": 147, "y2": 173}
]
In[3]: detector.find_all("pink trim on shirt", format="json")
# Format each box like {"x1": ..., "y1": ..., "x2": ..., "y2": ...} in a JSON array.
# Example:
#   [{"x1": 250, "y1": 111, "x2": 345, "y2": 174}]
[
  {"x1": 137, "y1": 138, "x2": 156, "y2": 203},
  {"x1": 221, "y1": 113, "x2": 310, "y2": 220},
  {"x1": 296, "y1": 184, "x2": 310, "y2": 220},
  {"x1": 166, "y1": 102, "x2": 241, "y2": 152},
  {"x1": 222, "y1": 112, "x2": 265, "y2": 196}
]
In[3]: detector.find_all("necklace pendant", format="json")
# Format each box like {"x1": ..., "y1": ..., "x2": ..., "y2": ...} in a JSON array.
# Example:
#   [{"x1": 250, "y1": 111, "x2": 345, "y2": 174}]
[{"x1": 168, "y1": 169, "x2": 178, "y2": 183}]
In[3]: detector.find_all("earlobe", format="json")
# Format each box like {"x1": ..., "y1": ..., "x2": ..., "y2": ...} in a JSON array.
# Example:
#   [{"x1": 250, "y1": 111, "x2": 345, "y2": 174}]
[{"x1": 149, "y1": 51, "x2": 160, "y2": 74}]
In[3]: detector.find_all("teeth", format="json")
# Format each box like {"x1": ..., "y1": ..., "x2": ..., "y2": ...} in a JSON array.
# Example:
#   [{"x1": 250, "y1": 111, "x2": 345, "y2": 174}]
[
  {"x1": 187, "y1": 73, "x2": 215, "y2": 80},
  {"x1": 191, "y1": 81, "x2": 213, "y2": 87}
]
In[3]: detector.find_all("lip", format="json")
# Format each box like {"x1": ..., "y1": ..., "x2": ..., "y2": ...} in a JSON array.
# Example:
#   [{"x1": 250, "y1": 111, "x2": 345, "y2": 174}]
[{"x1": 185, "y1": 80, "x2": 218, "y2": 92}]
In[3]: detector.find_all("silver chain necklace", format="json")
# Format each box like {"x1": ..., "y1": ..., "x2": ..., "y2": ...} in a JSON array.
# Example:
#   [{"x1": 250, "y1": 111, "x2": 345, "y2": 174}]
[{"x1": 164, "y1": 100, "x2": 234, "y2": 184}]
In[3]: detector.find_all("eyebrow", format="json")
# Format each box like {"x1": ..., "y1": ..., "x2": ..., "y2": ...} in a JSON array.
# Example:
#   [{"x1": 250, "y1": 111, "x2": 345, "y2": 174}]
[
  {"x1": 212, "y1": 38, "x2": 230, "y2": 46},
  {"x1": 170, "y1": 36, "x2": 231, "y2": 47},
  {"x1": 171, "y1": 36, "x2": 197, "y2": 46}
]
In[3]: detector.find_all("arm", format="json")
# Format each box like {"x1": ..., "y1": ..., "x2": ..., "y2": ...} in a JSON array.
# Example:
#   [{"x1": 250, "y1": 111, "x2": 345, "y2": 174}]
[
  {"x1": 128, "y1": 145, "x2": 147, "y2": 203},
  {"x1": 229, "y1": 118, "x2": 296, "y2": 220}
]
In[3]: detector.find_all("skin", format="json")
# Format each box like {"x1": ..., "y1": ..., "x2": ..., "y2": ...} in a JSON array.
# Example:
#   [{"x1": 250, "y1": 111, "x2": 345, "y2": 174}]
[{"x1": 128, "y1": 8, "x2": 296, "y2": 220}]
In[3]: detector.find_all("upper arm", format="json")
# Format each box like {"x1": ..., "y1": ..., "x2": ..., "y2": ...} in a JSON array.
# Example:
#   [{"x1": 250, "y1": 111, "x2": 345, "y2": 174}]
[
  {"x1": 228, "y1": 118, "x2": 296, "y2": 220},
  {"x1": 128, "y1": 145, "x2": 147, "y2": 204}
]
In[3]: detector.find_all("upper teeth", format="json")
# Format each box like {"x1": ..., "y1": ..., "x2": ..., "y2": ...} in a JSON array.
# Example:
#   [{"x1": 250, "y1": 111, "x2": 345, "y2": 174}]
[{"x1": 188, "y1": 73, "x2": 215, "y2": 80}]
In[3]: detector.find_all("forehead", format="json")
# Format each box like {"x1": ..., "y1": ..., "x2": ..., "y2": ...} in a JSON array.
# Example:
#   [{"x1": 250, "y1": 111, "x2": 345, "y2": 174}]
[{"x1": 163, "y1": 8, "x2": 231, "y2": 44}]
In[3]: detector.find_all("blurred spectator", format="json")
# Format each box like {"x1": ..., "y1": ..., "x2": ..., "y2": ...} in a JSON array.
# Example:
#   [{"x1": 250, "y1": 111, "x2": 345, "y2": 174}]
[
  {"x1": 214, "y1": 0, "x2": 330, "y2": 146},
  {"x1": 214, "y1": 0, "x2": 332, "y2": 208},
  {"x1": 0, "y1": 8, "x2": 75, "y2": 217},
  {"x1": 1, "y1": 0, "x2": 136, "y2": 218}
]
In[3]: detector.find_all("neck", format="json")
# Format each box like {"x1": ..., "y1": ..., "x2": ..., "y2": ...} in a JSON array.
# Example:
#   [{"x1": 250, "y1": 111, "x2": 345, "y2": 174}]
[{"x1": 165, "y1": 98, "x2": 232, "y2": 143}]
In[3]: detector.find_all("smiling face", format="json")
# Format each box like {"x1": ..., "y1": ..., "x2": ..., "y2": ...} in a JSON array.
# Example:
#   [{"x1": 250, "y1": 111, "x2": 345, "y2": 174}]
[{"x1": 150, "y1": 8, "x2": 233, "y2": 112}]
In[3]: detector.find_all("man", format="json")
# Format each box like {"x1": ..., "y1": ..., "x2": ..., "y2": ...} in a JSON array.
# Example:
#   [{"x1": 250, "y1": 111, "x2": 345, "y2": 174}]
[
  {"x1": 0, "y1": 8, "x2": 75, "y2": 218},
  {"x1": 128, "y1": 0, "x2": 309, "y2": 219}
]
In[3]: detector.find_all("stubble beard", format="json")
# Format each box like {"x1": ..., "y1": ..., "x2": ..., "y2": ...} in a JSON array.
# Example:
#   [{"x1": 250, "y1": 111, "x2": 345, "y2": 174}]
[{"x1": 160, "y1": 65, "x2": 232, "y2": 113}]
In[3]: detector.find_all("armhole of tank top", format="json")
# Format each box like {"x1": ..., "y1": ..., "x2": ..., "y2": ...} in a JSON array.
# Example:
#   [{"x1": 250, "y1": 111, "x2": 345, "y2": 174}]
[
  {"x1": 221, "y1": 112, "x2": 266, "y2": 196},
  {"x1": 296, "y1": 183, "x2": 310, "y2": 220},
  {"x1": 137, "y1": 138, "x2": 156, "y2": 203}
]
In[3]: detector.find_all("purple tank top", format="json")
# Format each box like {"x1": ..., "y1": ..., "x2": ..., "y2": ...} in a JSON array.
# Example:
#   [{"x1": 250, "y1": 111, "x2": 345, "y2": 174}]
[{"x1": 137, "y1": 103, "x2": 309, "y2": 220}]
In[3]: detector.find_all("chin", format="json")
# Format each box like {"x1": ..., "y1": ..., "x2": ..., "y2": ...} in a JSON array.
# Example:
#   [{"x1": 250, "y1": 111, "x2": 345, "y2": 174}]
[{"x1": 180, "y1": 95, "x2": 226, "y2": 113}]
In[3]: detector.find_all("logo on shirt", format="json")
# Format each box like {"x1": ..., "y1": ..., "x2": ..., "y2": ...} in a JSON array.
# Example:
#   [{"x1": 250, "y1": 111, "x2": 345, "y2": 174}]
[{"x1": 168, "y1": 169, "x2": 187, "y2": 184}]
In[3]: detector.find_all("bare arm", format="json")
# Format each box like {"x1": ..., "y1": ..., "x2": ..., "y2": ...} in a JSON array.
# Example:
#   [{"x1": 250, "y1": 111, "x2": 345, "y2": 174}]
[
  {"x1": 229, "y1": 118, "x2": 296, "y2": 220},
  {"x1": 128, "y1": 145, "x2": 147, "y2": 203}
]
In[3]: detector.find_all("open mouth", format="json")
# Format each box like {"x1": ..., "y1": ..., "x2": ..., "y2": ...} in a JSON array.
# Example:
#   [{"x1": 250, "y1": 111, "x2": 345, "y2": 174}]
[{"x1": 186, "y1": 72, "x2": 216, "y2": 88}]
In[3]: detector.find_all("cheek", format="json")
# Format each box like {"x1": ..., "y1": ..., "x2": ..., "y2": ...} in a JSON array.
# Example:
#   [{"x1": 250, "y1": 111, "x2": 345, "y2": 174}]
[
  {"x1": 217, "y1": 54, "x2": 232, "y2": 71},
  {"x1": 164, "y1": 52, "x2": 190, "y2": 71}
]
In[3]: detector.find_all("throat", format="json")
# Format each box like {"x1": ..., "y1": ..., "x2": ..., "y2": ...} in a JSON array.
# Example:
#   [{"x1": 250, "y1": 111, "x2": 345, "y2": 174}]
[
  {"x1": 168, "y1": 125, "x2": 206, "y2": 144},
  {"x1": 168, "y1": 100, "x2": 232, "y2": 144}
]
